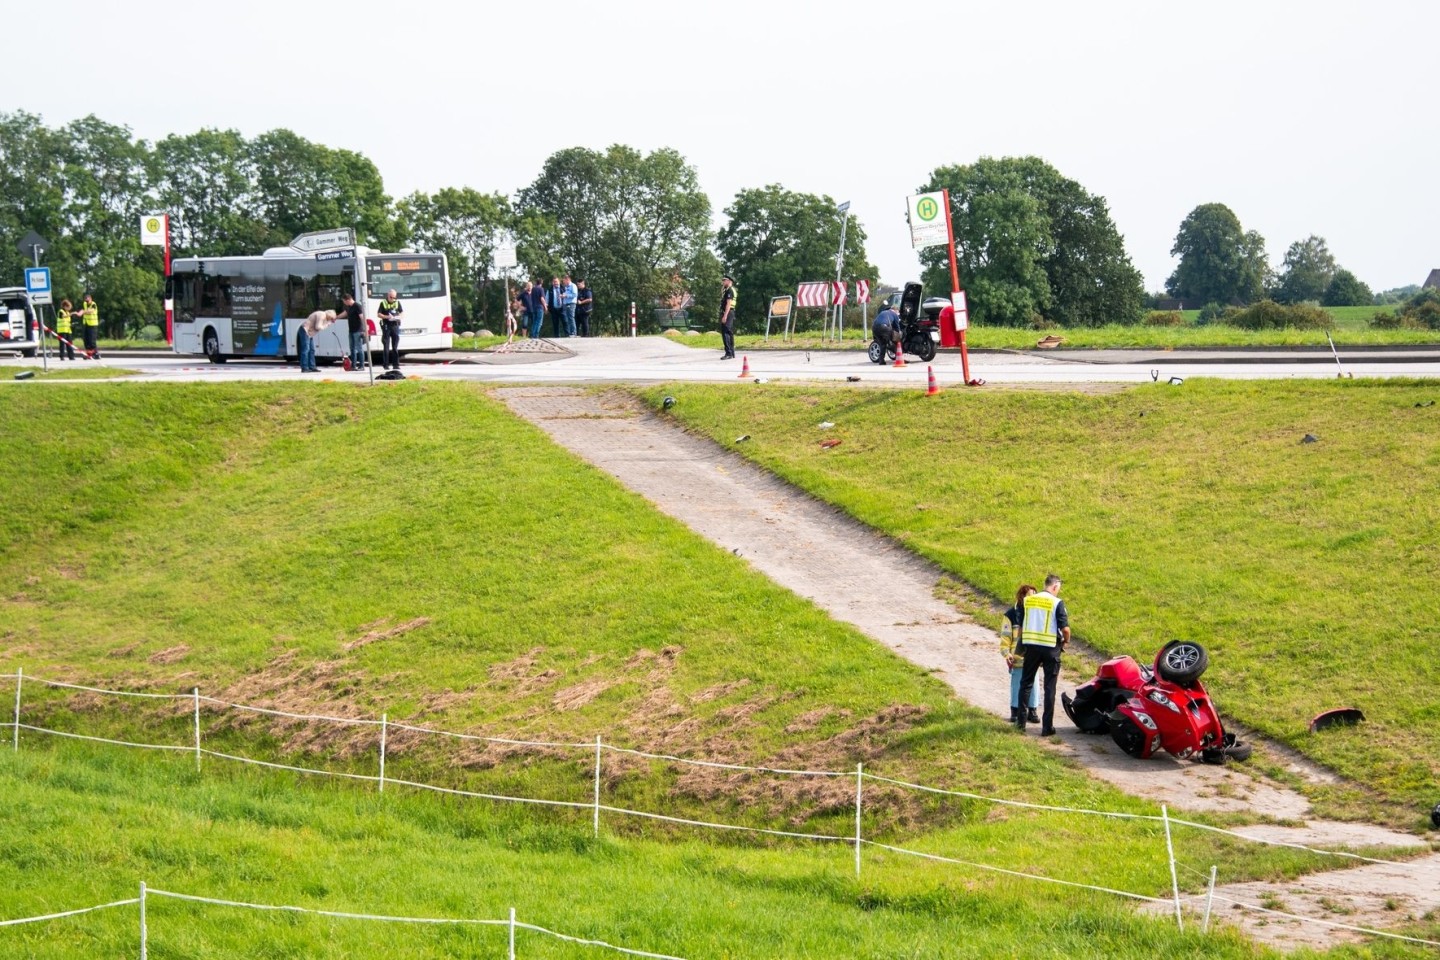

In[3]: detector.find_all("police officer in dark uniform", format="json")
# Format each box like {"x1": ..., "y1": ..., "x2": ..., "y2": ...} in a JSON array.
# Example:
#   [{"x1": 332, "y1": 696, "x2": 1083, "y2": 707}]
[{"x1": 718, "y1": 275, "x2": 737, "y2": 359}]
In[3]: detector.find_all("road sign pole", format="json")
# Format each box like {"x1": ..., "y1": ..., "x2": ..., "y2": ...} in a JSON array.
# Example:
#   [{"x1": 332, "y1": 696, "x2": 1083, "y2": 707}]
[
  {"x1": 834, "y1": 203, "x2": 849, "y2": 342},
  {"x1": 164, "y1": 214, "x2": 173, "y2": 346},
  {"x1": 941, "y1": 189, "x2": 973, "y2": 385}
]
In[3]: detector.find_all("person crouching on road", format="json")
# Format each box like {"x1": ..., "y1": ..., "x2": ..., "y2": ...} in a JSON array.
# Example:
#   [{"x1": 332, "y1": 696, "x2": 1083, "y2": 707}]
[
  {"x1": 1016, "y1": 573, "x2": 1070, "y2": 736},
  {"x1": 378, "y1": 289, "x2": 403, "y2": 370},
  {"x1": 55, "y1": 299, "x2": 76, "y2": 360},
  {"x1": 1002, "y1": 584, "x2": 1040, "y2": 724},
  {"x1": 299, "y1": 309, "x2": 337, "y2": 373}
]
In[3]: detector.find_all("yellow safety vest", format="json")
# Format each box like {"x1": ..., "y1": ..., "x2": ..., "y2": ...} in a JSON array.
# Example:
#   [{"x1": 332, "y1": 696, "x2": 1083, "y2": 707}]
[
  {"x1": 380, "y1": 299, "x2": 400, "y2": 319},
  {"x1": 81, "y1": 302, "x2": 99, "y2": 327},
  {"x1": 55, "y1": 309, "x2": 72, "y2": 334},
  {"x1": 1021, "y1": 591, "x2": 1061, "y2": 647}
]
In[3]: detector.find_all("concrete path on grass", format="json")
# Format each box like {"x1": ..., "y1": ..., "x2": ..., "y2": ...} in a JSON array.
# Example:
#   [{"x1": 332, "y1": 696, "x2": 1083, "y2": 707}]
[{"x1": 498, "y1": 385, "x2": 1437, "y2": 951}]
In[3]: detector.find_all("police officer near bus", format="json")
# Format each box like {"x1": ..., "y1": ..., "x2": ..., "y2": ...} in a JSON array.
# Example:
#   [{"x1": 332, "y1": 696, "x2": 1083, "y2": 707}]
[
  {"x1": 55, "y1": 299, "x2": 76, "y2": 360},
  {"x1": 377, "y1": 289, "x2": 403, "y2": 370},
  {"x1": 718, "y1": 274, "x2": 737, "y2": 359},
  {"x1": 1015, "y1": 574, "x2": 1070, "y2": 735},
  {"x1": 79, "y1": 293, "x2": 101, "y2": 359}
]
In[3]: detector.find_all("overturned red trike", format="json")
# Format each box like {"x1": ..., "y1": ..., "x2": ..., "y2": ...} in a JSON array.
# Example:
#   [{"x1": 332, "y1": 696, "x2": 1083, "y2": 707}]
[{"x1": 1061, "y1": 640, "x2": 1251, "y2": 764}]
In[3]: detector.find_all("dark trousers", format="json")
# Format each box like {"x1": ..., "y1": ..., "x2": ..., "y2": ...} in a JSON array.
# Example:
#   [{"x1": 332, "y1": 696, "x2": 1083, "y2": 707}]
[
  {"x1": 381, "y1": 320, "x2": 400, "y2": 368},
  {"x1": 58, "y1": 332, "x2": 75, "y2": 360},
  {"x1": 1017, "y1": 644, "x2": 1061, "y2": 731},
  {"x1": 576, "y1": 311, "x2": 590, "y2": 337},
  {"x1": 720, "y1": 319, "x2": 735, "y2": 357},
  {"x1": 82, "y1": 325, "x2": 99, "y2": 357}
]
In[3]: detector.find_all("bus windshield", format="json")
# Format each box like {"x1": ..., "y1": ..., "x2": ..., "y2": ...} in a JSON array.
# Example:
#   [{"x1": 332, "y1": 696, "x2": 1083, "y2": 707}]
[{"x1": 365, "y1": 256, "x2": 447, "y2": 299}]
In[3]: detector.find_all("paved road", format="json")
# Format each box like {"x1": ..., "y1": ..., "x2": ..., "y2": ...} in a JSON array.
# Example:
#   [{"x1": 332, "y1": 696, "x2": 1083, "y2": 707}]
[{"x1": 7, "y1": 337, "x2": 1439, "y2": 385}]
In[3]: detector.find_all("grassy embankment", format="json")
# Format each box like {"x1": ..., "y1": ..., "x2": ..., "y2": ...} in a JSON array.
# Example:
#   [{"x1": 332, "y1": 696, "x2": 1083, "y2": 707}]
[
  {"x1": 640, "y1": 379, "x2": 1440, "y2": 828},
  {"x1": 2, "y1": 382, "x2": 1426, "y2": 956}
]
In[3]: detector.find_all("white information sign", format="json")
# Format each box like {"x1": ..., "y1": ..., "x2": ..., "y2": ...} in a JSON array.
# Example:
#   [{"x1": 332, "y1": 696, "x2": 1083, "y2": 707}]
[
  {"x1": 907, "y1": 191, "x2": 949, "y2": 250},
  {"x1": 493, "y1": 245, "x2": 518, "y2": 269},
  {"x1": 25, "y1": 267, "x2": 52, "y2": 305},
  {"x1": 140, "y1": 214, "x2": 167, "y2": 246},
  {"x1": 951, "y1": 290, "x2": 969, "y2": 331},
  {"x1": 290, "y1": 228, "x2": 356, "y2": 254}
]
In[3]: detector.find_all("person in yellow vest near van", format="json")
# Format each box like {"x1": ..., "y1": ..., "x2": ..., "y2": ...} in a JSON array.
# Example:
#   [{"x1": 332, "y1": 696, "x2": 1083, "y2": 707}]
[
  {"x1": 1015, "y1": 574, "x2": 1070, "y2": 735},
  {"x1": 377, "y1": 289, "x2": 403, "y2": 371},
  {"x1": 55, "y1": 299, "x2": 76, "y2": 360},
  {"x1": 79, "y1": 293, "x2": 101, "y2": 359}
]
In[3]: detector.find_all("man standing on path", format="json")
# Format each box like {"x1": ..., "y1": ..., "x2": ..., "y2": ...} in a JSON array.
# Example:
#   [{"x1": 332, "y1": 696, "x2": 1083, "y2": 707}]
[
  {"x1": 378, "y1": 289, "x2": 403, "y2": 370},
  {"x1": 575, "y1": 279, "x2": 593, "y2": 337},
  {"x1": 339, "y1": 293, "x2": 366, "y2": 370},
  {"x1": 526, "y1": 278, "x2": 547, "y2": 339},
  {"x1": 79, "y1": 293, "x2": 101, "y2": 359},
  {"x1": 718, "y1": 275, "x2": 737, "y2": 359},
  {"x1": 547, "y1": 277, "x2": 565, "y2": 338},
  {"x1": 1016, "y1": 574, "x2": 1070, "y2": 736},
  {"x1": 561, "y1": 274, "x2": 578, "y2": 337}
]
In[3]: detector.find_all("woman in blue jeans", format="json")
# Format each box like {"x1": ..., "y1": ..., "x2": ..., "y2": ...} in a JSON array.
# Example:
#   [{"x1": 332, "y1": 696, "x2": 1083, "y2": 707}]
[{"x1": 1002, "y1": 584, "x2": 1040, "y2": 724}]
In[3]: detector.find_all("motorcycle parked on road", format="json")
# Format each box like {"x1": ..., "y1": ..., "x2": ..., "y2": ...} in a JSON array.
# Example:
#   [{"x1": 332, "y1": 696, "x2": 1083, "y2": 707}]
[{"x1": 869, "y1": 298, "x2": 944, "y2": 364}]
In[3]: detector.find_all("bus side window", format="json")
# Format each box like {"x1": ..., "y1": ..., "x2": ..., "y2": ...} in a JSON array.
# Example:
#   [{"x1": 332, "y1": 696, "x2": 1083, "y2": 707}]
[
  {"x1": 173, "y1": 274, "x2": 197, "y2": 322},
  {"x1": 315, "y1": 264, "x2": 346, "y2": 311}
]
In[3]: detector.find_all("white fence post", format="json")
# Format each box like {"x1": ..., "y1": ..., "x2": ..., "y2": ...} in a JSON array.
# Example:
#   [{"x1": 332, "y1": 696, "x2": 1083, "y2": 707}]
[
  {"x1": 508, "y1": 906, "x2": 517, "y2": 960},
  {"x1": 379, "y1": 713, "x2": 388, "y2": 793},
  {"x1": 592, "y1": 735, "x2": 602, "y2": 839},
  {"x1": 1162, "y1": 804, "x2": 1183, "y2": 931},
  {"x1": 192, "y1": 688, "x2": 201, "y2": 773},
  {"x1": 1202, "y1": 864, "x2": 1217, "y2": 933},
  {"x1": 139, "y1": 881, "x2": 148, "y2": 960},
  {"x1": 854, "y1": 763, "x2": 863, "y2": 879},
  {"x1": 11, "y1": 668, "x2": 20, "y2": 751}
]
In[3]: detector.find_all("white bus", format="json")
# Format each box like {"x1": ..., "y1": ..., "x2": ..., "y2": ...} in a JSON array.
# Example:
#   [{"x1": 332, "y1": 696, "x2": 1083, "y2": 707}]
[{"x1": 170, "y1": 245, "x2": 453, "y2": 364}]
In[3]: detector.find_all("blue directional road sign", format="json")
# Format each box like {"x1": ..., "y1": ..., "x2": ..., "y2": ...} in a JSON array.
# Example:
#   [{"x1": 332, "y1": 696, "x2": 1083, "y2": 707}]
[{"x1": 24, "y1": 267, "x2": 52, "y2": 305}]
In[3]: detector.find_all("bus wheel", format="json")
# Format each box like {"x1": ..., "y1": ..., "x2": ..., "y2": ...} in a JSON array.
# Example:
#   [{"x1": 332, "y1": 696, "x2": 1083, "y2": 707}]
[{"x1": 204, "y1": 328, "x2": 226, "y2": 364}]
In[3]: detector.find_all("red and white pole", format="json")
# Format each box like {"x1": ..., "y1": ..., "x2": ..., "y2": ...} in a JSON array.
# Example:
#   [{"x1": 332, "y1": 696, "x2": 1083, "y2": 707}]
[
  {"x1": 941, "y1": 189, "x2": 973, "y2": 385},
  {"x1": 630, "y1": 301, "x2": 636, "y2": 338},
  {"x1": 163, "y1": 213, "x2": 173, "y2": 346}
]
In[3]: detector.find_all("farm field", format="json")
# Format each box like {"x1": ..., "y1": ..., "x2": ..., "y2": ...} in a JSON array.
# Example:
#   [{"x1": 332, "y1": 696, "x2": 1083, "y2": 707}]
[
  {"x1": 641, "y1": 378, "x2": 1440, "y2": 827},
  {"x1": 1, "y1": 381, "x2": 1436, "y2": 957}
]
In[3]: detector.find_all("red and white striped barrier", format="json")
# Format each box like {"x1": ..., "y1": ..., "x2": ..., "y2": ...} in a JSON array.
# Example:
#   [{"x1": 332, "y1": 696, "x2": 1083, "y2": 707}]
[
  {"x1": 832, "y1": 281, "x2": 848, "y2": 305},
  {"x1": 796, "y1": 283, "x2": 830, "y2": 307},
  {"x1": 856, "y1": 279, "x2": 870, "y2": 304}
]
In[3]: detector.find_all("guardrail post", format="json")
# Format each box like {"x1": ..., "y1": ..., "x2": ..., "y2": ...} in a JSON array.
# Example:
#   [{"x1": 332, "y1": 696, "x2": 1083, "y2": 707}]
[
  {"x1": 592, "y1": 735, "x2": 602, "y2": 838},
  {"x1": 139, "y1": 881, "x2": 148, "y2": 960},
  {"x1": 193, "y1": 688, "x2": 201, "y2": 772},
  {"x1": 508, "y1": 906, "x2": 517, "y2": 960},
  {"x1": 1162, "y1": 804, "x2": 1182, "y2": 931},
  {"x1": 379, "y1": 713, "x2": 388, "y2": 793},
  {"x1": 11, "y1": 668, "x2": 20, "y2": 751},
  {"x1": 854, "y1": 763, "x2": 864, "y2": 879}
]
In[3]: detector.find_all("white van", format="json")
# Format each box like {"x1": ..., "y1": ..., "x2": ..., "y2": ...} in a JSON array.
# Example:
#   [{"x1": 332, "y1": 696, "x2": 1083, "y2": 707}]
[{"x1": 0, "y1": 287, "x2": 40, "y2": 357}]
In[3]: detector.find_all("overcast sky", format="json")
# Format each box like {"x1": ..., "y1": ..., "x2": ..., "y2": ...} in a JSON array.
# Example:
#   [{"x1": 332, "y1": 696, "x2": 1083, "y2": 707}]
[{"x1": 11, "y1": 0, "x2": 1436, "y2": 293}]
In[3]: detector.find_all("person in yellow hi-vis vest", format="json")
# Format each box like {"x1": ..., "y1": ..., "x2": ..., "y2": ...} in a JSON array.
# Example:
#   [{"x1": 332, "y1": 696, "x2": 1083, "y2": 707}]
[
  {"x1": 1016, "y1": 574, "x2": 1070, "y2": 735},
  {"x1": 55, "y1": 299, "x2": 76, "y2": 360},
  {"x1": 79, "y1": 293, "x2": 101, "y2": 359}
]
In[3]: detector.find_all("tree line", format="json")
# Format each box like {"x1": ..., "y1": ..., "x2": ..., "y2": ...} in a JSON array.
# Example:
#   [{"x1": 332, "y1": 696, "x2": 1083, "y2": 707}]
[{"x1": 0, "y1": 111, "x2": 1389, "y2": 338}]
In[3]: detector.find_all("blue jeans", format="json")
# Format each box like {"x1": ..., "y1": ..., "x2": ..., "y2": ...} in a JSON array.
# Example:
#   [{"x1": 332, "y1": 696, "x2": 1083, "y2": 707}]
[
  {"x1": 350, "y1": 331, "x2": 366, "y2": 368},
  {"x1": 298, "y1": 328, "x2": 315, "y2": 371},
  {"x1": 529, "y1": 309, "x2": 543, "y2": 339},
  {"x1": 563, "y1": 304, "x2": 576, "y2": 337},
  {"x1": 1009, "y1": 665, "x2": 1040, "y2": 709}
]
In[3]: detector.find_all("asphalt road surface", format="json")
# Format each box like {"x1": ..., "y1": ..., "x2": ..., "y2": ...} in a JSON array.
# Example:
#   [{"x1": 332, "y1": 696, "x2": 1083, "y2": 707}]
[{"x1": 6, "y1": 337, "x2": 1440, "y2": 385}]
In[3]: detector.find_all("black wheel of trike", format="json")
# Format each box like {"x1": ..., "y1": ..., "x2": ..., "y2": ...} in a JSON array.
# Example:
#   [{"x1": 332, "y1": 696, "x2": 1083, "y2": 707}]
[
  {"x1": 914, "y1": 337, "x2": 937, "y2": 363},
  {"x1": 1110, "y1": 712, "x2": 1150, "y2": 758},
  {"x1": 1156, "y1": 640, "x2": 1208, "y2": 686}
]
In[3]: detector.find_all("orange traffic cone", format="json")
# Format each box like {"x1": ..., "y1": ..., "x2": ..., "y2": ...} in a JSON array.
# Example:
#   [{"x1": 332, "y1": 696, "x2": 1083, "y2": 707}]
[
  {"x1": 738, "y1": 355, "x2": 751, "y2": 378},
  {"x1": 926, "y1": 365, "x2": 941, "y2": 395},
  {"x1": 892, "y1": 345, "x2": 906, "y2": 367}
]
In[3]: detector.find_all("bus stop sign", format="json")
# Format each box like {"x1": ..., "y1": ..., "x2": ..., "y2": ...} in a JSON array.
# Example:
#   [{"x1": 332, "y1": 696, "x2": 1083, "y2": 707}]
[{"x1": 25, "y1": 267, "x2": 52, "y2": 305}]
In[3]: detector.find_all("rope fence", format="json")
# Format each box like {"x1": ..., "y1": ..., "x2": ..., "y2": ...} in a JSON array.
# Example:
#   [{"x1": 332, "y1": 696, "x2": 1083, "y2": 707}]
[
  {"x1": 0, "y1": 882, "x2": 686, "y2": 960},
  {"x1": 2, "y1": 669, "x2": 1436, "y2": 949}
]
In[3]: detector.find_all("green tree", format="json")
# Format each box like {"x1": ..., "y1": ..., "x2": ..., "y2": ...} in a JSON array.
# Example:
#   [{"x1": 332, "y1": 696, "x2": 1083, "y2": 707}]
[
  {"x1": 918, "y1": 157, "x2": 1144, "y2": 327},
  {"x1": 397, "y1": 187, "x2": 514, "y2": 333},
  {"x1": 716, "y1": 184, "x2": 874, "y2": 331},
  {"x1": 1274, "y1": 235, "x2": 1337, "y2": 304},
  {"x1": 1321, "y1": 269, "x2": 1373, "y2": 307},
  {"x1": 1166, "y1": 203, "x2": 1270, "y2": 306},
  {"x1": 248, "y1": 129, "x2": 399, "y2": 250},
  {"x1": 517, "y1": 145, "x2": 712, "y2": 331},
  {"x1": 0, "y1": 112, "x2": 69, "y2": 294},
  {"x1": 151, "y1": 129, "x2": 270, "y2": 257}
]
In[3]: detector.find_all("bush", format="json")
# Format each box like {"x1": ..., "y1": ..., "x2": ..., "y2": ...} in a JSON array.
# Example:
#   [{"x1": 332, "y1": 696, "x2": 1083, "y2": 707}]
[
  {"x1": 1376, "y1": 289, "x2": 1440, "y2": 330},
  {"x1": 1369, "y1": 310, "x2": 1407, "y2": 330},
  {"x1": 1028, "y1": 314, "x2": 1058, "y2": 331},
  {"x1": 1226, "y1": 300, "x2": 1333, "y2": 331},
  {"x1": 1143, "y1": 310, "x2": 1184, "y2": 327},
  {"x1": 1196, "y1": 302, "x2": 1227, "y2": 326},
  {"x1": 136, "y1": 325, "x2": 163, "y2": 342}
]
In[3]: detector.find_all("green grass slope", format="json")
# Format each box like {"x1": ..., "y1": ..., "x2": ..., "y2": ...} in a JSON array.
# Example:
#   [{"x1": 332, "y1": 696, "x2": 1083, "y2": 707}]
[{"x1": 640, "y1": 379, "x2": 1440, "y2": 827}]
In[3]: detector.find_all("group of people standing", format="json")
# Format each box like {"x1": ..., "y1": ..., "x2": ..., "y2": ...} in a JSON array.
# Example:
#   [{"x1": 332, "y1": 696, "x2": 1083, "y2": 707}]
[
  {"x1": 1000, "y1": 574, "x2": 1071, "y2": 735},
  {"x1": 296, "y1": 290, "x2": 403, "y2": 373},
  {"x1": 513, "y1": 276, "x2": 593, "y2": 339},
  {"x1": 51, "y1": 294, "x2": 101, "y2": 360}
]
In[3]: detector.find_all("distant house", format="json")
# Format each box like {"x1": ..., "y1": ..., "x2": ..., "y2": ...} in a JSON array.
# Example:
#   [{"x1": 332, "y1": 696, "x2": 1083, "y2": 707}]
[{"x1": 1423, "y1": 269, "x2": 1440, "y2": 290}]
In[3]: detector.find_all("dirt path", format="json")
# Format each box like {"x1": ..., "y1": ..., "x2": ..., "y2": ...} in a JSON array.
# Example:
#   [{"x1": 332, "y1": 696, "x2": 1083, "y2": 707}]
[{"x1": 498, "y1": 386, "x2": 1437, "y2": 951}]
